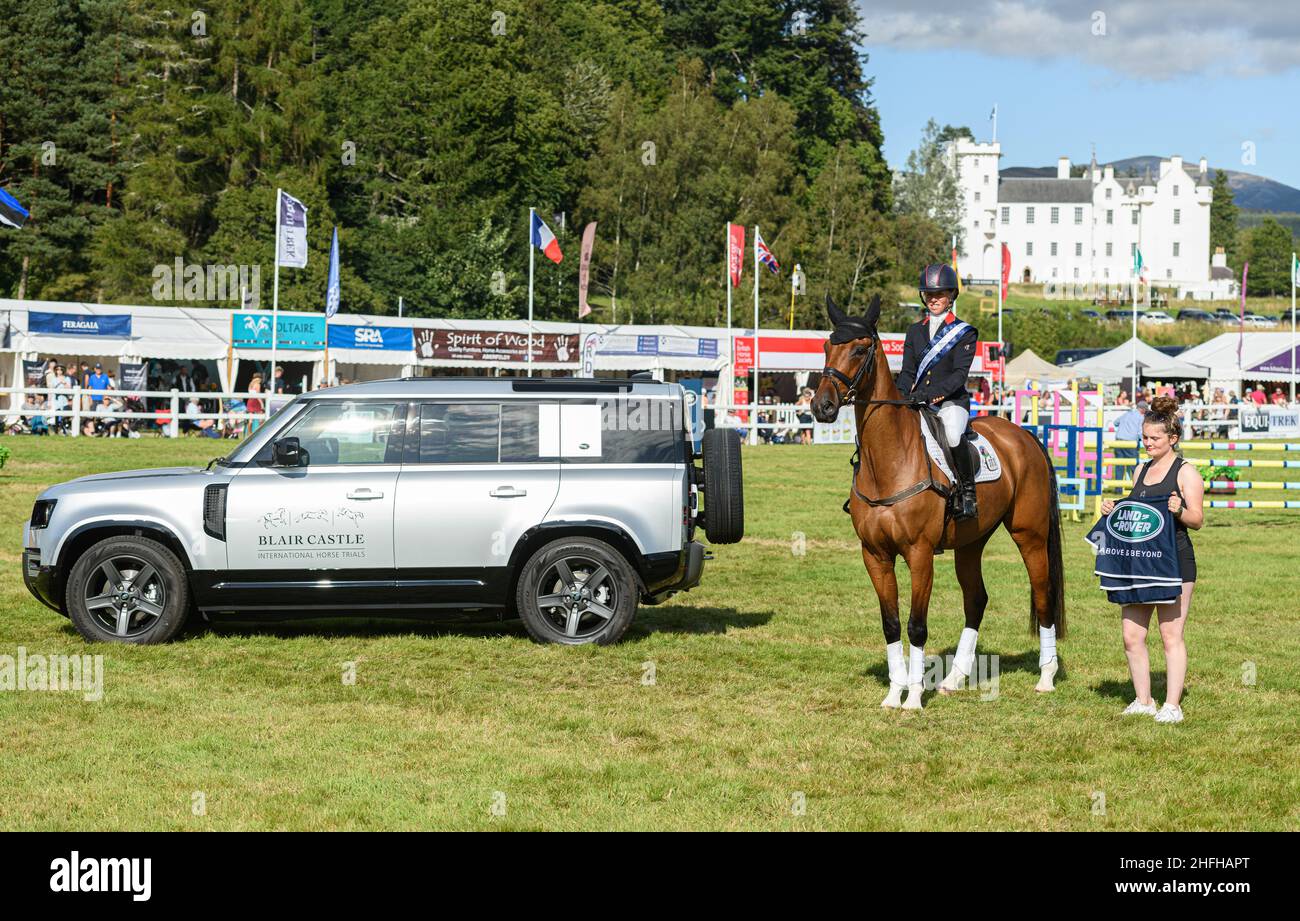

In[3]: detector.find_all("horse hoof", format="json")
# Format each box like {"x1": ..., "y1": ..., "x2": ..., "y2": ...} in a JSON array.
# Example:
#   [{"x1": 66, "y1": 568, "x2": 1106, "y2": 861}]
[
  {"x1": 1035, "y1": 659, "x2": 1059, "y2": 693},
  {"x1": 881, "y1": 684, "x2": 905, "y2": 709},
  {"x1": 902, "y1": 684, "x2": 925, "y2": 710},
  {"x1": 938, "y1": 670, "x2": 967, "y2": 694}
]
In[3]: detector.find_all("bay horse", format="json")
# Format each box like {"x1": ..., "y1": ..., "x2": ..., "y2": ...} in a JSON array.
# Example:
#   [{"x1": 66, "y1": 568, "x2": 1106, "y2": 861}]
[{"x1": 812, "y1": 294, "x2": 1065, "y2": 709}]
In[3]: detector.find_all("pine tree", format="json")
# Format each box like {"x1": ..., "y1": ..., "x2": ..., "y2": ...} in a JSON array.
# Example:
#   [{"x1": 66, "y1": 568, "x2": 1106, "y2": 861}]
[{"x1": 1209, "y1": 168, "x2": 1239, "y2": 269}]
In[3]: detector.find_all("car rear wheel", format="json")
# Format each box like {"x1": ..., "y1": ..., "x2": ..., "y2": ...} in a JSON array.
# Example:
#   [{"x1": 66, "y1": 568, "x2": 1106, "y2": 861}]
[
  {"x1": 66, "y1": 536, "x2": 191, "y2": 644},
  {"x1": 515, "y1": 538, "x2": 638, "y2": 645}
]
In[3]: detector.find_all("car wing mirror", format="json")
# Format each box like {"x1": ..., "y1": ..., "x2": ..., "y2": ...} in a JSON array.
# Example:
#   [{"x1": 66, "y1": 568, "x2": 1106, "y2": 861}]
[{"x1": 272, "y1": 436, "x2": 304, "y2": 467}]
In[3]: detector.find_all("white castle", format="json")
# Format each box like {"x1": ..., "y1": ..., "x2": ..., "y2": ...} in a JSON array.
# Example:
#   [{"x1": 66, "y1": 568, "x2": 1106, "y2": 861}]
[{"x1": 947, "y1": 137, "x2": 1227, "y2": 299}]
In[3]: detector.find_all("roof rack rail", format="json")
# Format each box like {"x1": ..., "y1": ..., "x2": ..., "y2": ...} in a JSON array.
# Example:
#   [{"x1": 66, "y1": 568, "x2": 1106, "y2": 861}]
[{"x1": 511, "y1": 378, "x2": 632, "y2": 392}]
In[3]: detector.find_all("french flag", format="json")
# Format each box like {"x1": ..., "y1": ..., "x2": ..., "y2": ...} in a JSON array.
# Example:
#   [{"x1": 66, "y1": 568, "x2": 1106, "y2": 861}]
[{"x1": 530, "y1": 211, "x2": 563, "y2": 264}]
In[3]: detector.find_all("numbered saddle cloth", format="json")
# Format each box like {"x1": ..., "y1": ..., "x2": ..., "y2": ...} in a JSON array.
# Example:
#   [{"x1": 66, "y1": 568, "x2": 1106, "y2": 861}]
[{"x1": 919, "y1": 424, "x2": 1003, "y2": 485}]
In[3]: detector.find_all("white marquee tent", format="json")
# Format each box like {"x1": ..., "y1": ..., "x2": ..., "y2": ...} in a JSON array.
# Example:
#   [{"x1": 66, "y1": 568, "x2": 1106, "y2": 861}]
[{"x1": 1061, "y1": 336, "x2": 1209, "y2": 383}]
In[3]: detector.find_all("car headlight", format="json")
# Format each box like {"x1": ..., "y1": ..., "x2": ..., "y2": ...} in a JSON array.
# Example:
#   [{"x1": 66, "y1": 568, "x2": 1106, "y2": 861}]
[{"x1": 30, "y1": 499, "x2": 56, "y2": 529}]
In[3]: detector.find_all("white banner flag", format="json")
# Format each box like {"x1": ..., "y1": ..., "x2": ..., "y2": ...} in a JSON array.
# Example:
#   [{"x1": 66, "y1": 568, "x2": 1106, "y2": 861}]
[{"x1": 277, "y1": 190, "x2": 308, "y2": 268}]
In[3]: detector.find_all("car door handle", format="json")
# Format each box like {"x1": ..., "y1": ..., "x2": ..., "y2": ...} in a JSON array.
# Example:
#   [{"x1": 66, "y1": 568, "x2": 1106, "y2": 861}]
[
  {"x1": 490, "y1": 486, "x2": 527, "y2": 498},
  {"x1": 346, "y1": 489, "x2": 384, "y2": 500}
]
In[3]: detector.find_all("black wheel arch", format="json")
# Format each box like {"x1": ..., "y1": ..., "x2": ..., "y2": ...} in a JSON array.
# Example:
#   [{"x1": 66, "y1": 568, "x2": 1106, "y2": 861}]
[
  {"x1": 54, "y1": 521, "x2": 195, "y2": 612},
  {"x1": 506, "y1": 521, "x2": 650, "y2": 606}
]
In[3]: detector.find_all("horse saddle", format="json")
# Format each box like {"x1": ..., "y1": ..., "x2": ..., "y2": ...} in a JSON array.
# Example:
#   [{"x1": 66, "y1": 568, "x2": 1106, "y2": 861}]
[{"x1": 917, "y1": 409, "x2": 1003, "y2": 488}]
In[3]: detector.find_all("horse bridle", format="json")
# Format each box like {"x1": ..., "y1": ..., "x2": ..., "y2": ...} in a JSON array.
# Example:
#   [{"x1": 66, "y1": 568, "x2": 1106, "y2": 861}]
[{"x1": 820, "y1": 337, "x2": 878, "y2": 407}]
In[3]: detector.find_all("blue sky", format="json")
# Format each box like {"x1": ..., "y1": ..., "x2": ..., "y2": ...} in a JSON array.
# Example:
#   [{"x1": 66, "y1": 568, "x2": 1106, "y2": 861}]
[{"x1": 857, "y1": 2, "x2": 1300, "y2": 190}]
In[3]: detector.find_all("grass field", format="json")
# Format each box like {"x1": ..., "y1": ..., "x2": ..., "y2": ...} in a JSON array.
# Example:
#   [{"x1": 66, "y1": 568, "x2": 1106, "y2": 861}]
[{"x1": 1, "y1": 434, "x2": 1297, "y2": 831}]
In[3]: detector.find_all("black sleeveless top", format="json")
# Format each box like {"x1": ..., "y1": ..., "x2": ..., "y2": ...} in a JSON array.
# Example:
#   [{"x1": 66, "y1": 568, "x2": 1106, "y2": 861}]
[{"x1": 1128, "y1": 454, "x2": 1196, "y2": 582}]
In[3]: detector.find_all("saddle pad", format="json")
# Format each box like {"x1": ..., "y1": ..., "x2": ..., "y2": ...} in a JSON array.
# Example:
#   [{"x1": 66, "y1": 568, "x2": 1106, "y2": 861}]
[{"x1": 920, "y1": 424, "x2": 1003, "y2": 485}]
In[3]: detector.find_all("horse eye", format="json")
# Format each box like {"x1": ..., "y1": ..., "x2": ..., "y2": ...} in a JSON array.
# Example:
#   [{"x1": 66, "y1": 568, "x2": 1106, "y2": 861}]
[{"x1": 853, "y1": 346, "x2": 867, "y2": 356}]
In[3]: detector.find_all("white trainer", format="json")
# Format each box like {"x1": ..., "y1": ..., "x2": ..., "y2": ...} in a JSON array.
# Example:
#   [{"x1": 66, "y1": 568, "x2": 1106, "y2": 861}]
[
  {"x1": 1122, "y1": 699, "x2": 1158, "y2": 717},
  {"x1": 1155, "y1": 703, "x2": 1184, "y2": 724}
]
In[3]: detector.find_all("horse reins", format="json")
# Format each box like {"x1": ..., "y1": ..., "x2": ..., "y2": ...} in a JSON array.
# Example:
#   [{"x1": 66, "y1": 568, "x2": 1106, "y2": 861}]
[{"x1": 822, "y1": 332, "x2": 952, "y2": 513}]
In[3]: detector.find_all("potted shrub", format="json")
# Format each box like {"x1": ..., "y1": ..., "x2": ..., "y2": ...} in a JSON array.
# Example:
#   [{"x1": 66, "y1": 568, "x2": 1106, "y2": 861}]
[{"x1": 1203, "y1": 464, "x2": 1239, "y2": 494}]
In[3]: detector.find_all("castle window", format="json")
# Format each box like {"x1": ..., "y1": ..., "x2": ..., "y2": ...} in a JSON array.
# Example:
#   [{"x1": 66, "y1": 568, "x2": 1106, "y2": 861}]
[
  {"x1": 1001, "y1": 206, "x2": 1010, "y2": 224},
  {"x1": 1050, "y1": 207, "x2": 1059, "y2": 224},
  {"x1": 1027, "y1": 242, "x2": 1033, "y2": 256},
  {"x1": 1173, "y1": 208, "x2": 1180, "y2": 225},
  {"x1": 1074, "y1": 207, "x2": 1083, "y2": 224},
  {"x1": 1106, "y1": 242, "x2": 1113, "y2": 257},
  {"x1": 1076, "y1": 242, "x2": 1083, "y2": 257},
  {"x1": 1131, "y1": 209, "x2": 1139, "y2": 225},
  {"x1": 1105, "y1": 188, "x2": 1112, "y2": 200},
  {"x1": 1026, "y1": 207, "x2": 1035, "y2": 224},
  {"x1": 1106, "y1": 209, "x2": 1113, "y2": 225},
  {"x1": 1173, "y1": 242, "x2": 1180, "y2": 257},
  {"x1": 1051, "y1": 242, "x2": 1058, "y2": 256}
]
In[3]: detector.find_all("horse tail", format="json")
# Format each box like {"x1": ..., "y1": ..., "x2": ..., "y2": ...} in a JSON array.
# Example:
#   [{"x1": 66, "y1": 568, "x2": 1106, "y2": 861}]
[{"x1": 1031, "y1": 433, "x2": 1067, "y2": 639}]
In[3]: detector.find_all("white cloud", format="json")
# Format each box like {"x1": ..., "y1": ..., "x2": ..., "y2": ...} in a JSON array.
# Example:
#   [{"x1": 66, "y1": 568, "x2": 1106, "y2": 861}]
[{"x1": 856, "y1": 1, "x2": 1300, "y2": 80}]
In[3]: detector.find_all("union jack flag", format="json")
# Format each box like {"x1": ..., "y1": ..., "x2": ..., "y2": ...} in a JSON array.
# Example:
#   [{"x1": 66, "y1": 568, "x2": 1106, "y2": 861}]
[{"x1": 755, "y1": 229, "x2": 780, "y2": 275}]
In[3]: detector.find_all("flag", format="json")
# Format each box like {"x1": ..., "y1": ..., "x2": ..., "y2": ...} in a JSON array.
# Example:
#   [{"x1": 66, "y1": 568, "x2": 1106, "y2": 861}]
[
  {"x1": 530, "y1": 211, "x2": 563, "y2": 263},
  {"x1": 755, "y1": 228, "x2": 779, "y2": 275},
  {"x1": 728, "y1": 223, "x2": 746, "y2": 287},
  {"x1": 277, "y1": 190, "x2": 308, "y2": 268},
  {"x1": 325, "y1": 226, "x2": 340, "y2": 319},
  {"x1": 1000, "y1": 242, "x2": 1011, "y2": 301},
  {"x1": 0, "y1": 187, "x2": 29, "y2": 230},
  {"x1": 951, "y1": 238, "x2": 963, "y2": 294},
  {"x1": 1238, "y1": 261, "x2": 1249, "y2": 367},
  {"x1": 1292, "y1": 252, "x2": 1299, "y2": 287},
  {"x1": 578, "y1": 222, "x2": 597, "y2": 318},
  {"x1": 989, "y1": 104, "x2": 996, "y2": 121},
  {"x1": 1132, "y1": 247, "x2": 1143, "y2": 277}
]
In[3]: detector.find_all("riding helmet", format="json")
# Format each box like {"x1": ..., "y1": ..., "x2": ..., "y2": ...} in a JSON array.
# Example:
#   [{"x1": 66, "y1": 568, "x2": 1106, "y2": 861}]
[{"x1": 918, "y1": 263, "x2": 959, "y2": 295}]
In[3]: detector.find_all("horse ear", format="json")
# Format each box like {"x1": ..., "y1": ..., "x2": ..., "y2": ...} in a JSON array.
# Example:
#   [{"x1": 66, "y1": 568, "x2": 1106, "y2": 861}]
[
  {"x1": 826, "y1": 293, "x2": 847, "y2": 328},
  {"x1": 865, "y1": 293, "x2": 881, "y2": 329}
]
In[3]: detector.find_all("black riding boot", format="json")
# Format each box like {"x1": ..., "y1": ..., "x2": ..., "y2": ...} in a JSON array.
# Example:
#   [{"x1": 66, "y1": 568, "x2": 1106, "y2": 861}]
[{"x1": 951, "y1": 433, "x2": 979, "y2": 520}]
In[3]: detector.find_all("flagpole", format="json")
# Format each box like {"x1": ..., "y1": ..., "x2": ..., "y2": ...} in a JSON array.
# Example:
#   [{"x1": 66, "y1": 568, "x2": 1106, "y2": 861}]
[
  {"x1": 726, "y1": 223, "x2": 734, "y2": 425},
  {"x1": 272, "y1": 188, "x2": 280, "y2": 397},
  {"x1": 1131, "y1": 257, "x2": 1138, "y2": 401},
  {"x1": 997, "y1": 242, "x2": 1004, "y2": 409},
  {"x1": 751, "y1": 224, "x2": 760, "y2": 447},
  {"x1": 1291, "y1": 251, "x2": 1296, "y2": 405},
  {"x1": 528, "y1": 207, "x2": 535, "y2": 378}
]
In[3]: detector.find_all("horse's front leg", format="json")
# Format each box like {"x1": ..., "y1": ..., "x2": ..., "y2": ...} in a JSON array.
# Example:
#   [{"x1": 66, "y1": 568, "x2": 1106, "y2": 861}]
[
  {"x1": 861, "y1": 549, "x2": 906, "y2": 709},
  {"x1": 901, "y1": 546, "x2": 935, "y2": 710}
]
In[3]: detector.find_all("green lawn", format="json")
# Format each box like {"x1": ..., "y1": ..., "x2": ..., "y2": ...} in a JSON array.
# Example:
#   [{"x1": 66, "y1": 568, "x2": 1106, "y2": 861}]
[{"x1": 1, "y1": 434, "x2": 1297, "y2": 830}]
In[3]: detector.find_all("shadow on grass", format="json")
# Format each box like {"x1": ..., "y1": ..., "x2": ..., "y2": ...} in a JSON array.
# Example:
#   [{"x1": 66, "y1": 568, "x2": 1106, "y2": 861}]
[
  {"x1": 106, "y1": 603, "x2": 774, "y2": 644},
  {"x1": 1094, "y1": 674, "x2": 1188, "y2": 703}
]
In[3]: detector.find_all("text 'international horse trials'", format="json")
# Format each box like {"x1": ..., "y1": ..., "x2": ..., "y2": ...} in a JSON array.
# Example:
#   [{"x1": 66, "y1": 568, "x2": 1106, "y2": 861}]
[{"x1": 813, "y1": 294, "x2": 1066, "y2": 709}]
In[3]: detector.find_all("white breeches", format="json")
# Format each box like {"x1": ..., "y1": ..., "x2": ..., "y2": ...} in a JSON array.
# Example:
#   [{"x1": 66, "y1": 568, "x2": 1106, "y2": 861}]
[{"x1": 937, "y1": 402, "x2": 968, "y2": 447}]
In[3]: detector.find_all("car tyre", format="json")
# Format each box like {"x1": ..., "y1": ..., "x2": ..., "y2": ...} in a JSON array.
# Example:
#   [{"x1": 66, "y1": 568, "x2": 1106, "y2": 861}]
[
  {"x1": 66, "y1": 536, "x2": 191, "y2": 644},
  {"x1": 515, "y1": 538, "x2": 638, "y2": 645},
  {"x1": 701, "y1": 428, "x2": 744, "y2": 544}
]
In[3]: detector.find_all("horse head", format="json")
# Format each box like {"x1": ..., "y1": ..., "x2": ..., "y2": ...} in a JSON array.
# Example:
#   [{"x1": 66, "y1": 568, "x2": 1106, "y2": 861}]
[{"x1": 813, "y1": 293, "x2": 882, "y2": 422}]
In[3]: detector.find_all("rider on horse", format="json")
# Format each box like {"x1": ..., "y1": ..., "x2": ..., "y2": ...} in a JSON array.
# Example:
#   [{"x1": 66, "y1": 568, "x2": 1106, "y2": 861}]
[{"x1": 894, "y1": 263, "x2": 979, "y2": 521}]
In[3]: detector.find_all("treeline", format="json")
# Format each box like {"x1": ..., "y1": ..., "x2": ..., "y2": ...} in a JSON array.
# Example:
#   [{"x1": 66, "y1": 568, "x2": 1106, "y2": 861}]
[{"x1": 0, "y1": 0, "x2": 948, "y2": 327}]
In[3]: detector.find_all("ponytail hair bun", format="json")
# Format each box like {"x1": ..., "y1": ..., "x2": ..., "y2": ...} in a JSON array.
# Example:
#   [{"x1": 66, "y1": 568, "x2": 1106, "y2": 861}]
[
  {"x1": 1144, "y1": 395, "x2": 1183, "y2": 441},
  {"x1": 1150, "y1": 395, "x2": 1179, "y2": 416}
]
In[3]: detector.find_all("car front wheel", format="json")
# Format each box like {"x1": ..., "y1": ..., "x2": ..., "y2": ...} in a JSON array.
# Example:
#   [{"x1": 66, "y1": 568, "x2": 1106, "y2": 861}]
[
  {"x1": 515, "y1": 538, "x2": 638, "y2": 645},
  {"x1": 65, "y1": 536, "x2": 191, "y2": 644}
]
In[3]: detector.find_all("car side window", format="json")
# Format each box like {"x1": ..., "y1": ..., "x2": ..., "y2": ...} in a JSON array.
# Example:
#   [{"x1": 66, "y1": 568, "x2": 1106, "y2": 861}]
[
  {"x1": 598, "y1": 397, "x2": 684, "y2": 464},
  {"x1": 500, "y1": 401, "x2": 557, "y2": 463},
  {"x1": 275, "y1": 401, "x2": 402, "y2": 465},
  {"x1": 417, "y1": 403, "x2": 500, "y2": 463}
]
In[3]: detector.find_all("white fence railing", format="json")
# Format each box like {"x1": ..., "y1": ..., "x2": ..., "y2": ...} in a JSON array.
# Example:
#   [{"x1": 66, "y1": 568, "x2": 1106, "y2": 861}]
[{"x1": 2, "y1": 386, "x2": 275, "y2": 438}]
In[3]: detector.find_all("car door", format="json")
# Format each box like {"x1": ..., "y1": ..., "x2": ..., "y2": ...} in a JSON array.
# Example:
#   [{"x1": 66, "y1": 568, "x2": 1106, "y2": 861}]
[
  {"x1": 393, "y1": 399, "x2": 560, "y2": 607},
  {"x1": 220, "y1": 399, "x2": 405, "y2": 610}
]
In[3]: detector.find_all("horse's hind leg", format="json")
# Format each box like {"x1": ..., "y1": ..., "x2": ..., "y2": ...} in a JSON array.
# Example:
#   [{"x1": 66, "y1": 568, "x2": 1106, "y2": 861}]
[
  {"x1": 862, "y1": 550, "x2": 907, "y2": 709},
  {"x1": 939, "y1": 530, "x2": 994, "y2": 694},
  {"x1": 1008, "y1": 522, "x2": 1060, "y2": 692}
]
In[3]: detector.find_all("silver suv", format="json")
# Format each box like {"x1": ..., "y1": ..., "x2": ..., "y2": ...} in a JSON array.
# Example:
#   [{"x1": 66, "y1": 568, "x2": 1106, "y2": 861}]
[{"x1": 22, "y1": 377, "x2": 744, "y2": 646}]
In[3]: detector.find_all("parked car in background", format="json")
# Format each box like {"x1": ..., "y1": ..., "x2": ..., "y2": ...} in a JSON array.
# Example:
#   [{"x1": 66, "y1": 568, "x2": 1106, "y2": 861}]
[
  {"x1": 1079, "y1": 309, "x2": 1102, "y2": 321},
  {"x1": 1177, "y1": 309, "x2": 1215, "y2": 322},
  {"x1": 1140, "y1": 311, "x2": 1175, "y2": 325},
  {"x1": 1213, "y1": 309, "x2": 1237, "y2": 322},
  {"x1": 1243, "y1": 314, "x2": 1279, "y2": 328},
  {"x1": 1104, "y1": 309, "x2": 1131, "y2": 321}
]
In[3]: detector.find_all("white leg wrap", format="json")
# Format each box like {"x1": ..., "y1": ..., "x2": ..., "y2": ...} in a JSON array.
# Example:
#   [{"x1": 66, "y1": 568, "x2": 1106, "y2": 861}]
[
  {"x1": 954, "y1": 627, "x2": 978, "y2": 676},
  {"x1": 886, "y1": 641, "x2": 907, "y2": 687},
  {"x1": 908, "y1": 645, "x2": 926, "y2": 685},
  {"x1": 1038, "y1": 625, "x2": 1057, "y2": 667}
]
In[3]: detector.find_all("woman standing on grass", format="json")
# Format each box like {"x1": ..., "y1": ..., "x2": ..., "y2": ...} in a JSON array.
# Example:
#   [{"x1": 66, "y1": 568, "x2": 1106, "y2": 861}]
[{"x1": 1099, "y1": 396, "x2": 1204, "y2": 724}]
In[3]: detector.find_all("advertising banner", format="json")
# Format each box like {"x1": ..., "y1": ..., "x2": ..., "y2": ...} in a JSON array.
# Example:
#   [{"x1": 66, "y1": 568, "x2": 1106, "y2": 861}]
[
  {"x1": 29, "y1": 312, "x2": 132, "y2": 337},
  {"x1": 233, "y1": 313, "x2": 326, "y2": 349},
  {"x1": 413, "y1": 328, "x2": 578, "y2": 363}
]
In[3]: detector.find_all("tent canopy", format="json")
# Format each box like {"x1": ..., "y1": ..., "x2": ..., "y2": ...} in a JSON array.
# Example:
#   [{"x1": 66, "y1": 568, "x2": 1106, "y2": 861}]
[
  {"x1": 1178, "y1": 332, "x2": 1300, "y2": 383},
  {"x1": 1004, "y1": 348, "x2": 1077, "y2": 388},
  {"x1": 1063, "y1": 337, "x2": 1208, "y2": 382}
]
